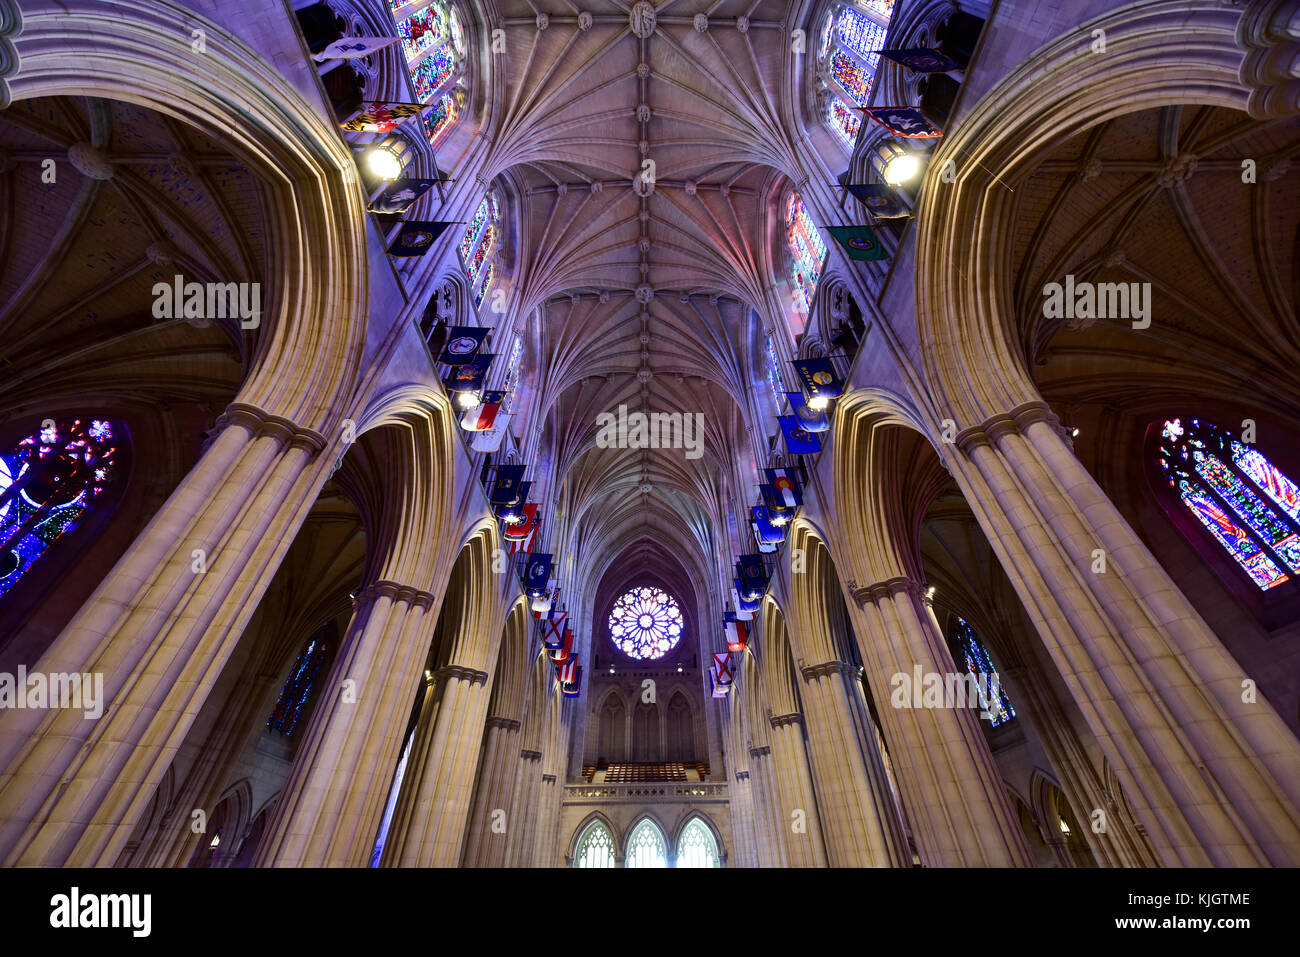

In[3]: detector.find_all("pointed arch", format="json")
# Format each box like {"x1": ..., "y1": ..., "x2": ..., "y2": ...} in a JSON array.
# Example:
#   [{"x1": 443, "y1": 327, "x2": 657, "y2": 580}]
[
  {"x1": 624, "y1": 814, "x2": 669, "y2": 868},
  {"x1": 673, "y1": 812, "x2": 724, "y2": 868},
  {"x1": 569, "y1": 812, "x2": 618, "y2": 868}
]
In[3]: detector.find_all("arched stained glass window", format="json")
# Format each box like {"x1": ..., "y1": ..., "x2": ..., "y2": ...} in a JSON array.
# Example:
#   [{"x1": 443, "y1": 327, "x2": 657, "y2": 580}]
[
  {"x1": 786, "y1": 192, "x2": 827, "y2": 316},
  {"x1": 391, "y1": 1, "x2": 467, "y2": 144},
  {"x1": 952, "y1": 618, "x2": 1015, "y2": 727},
  {"x1": 0, "y1": 418, "x2": 122, "y2": 600},
  {"x1": 625, "y1": 819, "x2": 667, "y2": 868},
  {"x1": 677, "y1": 817, "x2": 720, "y2": 868},
  {"x1": 609, "y1": 586, "x2": 684, "y2": 660},
  {"x1": 460, "y1": 192, "x2": 501, "y2": 311},
  {"x1": 817, "y1": 3, "x2": 894, "y2": 147},
  {"x1": 573, "y1": 820, "x2": 615, "y2": 868},
  {"x1": 500, "y1": 333, "x2": 524, "y2": 413},
  {"x1": 765, "y1": 331, "x2": 785, "y2": 408},
  {"x1": 267, "y1": 628, "x2": 329, "y2": 736},
  {"x1": 1157, "y1": 418, "x2": 1300, "y2": 590},
  {"x1": 370, "y1": 723, "x2": 416, "y2": 866}
]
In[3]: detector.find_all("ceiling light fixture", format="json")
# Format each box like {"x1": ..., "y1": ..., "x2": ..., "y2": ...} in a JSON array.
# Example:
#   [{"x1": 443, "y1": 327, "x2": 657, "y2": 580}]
[{"x1": 361, "y1": 134, "x2": 411, "y2": 183}]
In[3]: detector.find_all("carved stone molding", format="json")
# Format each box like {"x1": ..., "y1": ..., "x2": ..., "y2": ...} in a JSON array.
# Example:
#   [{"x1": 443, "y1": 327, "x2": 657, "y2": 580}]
[
  {"x1": 769, "y1": 712, "x2": 804, "y2": 729},
  {"x1": 747, "y1": 745, "x2": 771, "y2": 758},
  {"x1": 486, "y1": 716, "x2": 522, "y2": 732},
  {"x1": 952, "y1": 400, "x2": 1060, "y2": 454},
  {"x1": 849, "y1": 576, "x2": 923, "y2": 607},
  {"x1": 800, "y1": 660, "x2": 854, "y2": 681},
  {"x1": 352, "y1": 579, "x2": 438, "y2": 610},
  {"x1": 520, "y1": 749, "x2": 542, "y2": 761},
  {"x1": 213, "y1": 402, "x2": 329, "y2": 456},
  {"x1": 542, "y1": 773, "x2": 557, "y2": 783},
  {"x1": 433, "y1": 664, "x2": 490, "y2": 686}
]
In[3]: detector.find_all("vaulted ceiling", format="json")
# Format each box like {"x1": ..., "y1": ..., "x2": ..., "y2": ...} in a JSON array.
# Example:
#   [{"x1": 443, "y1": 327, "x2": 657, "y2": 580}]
[{"x1": 480, "y1": 0, "x2": 815, "y2": 599}]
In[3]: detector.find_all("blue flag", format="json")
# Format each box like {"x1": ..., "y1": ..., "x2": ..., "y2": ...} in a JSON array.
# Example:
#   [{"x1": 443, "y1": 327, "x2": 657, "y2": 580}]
[
  {"x1": 734, "y1": 581, "x2": 762, "y2": 614},
  {"x1": 844, "y1": 183, "x2": 909, "y2": 220},
  {"x1": 439, "y1": 326, "x2": 489, "y2": 365},
  {"x1": 387, "y1": 220, "x2": 453, "y2": 257},
  {"x1": 785, "y1": 392, "x2": 830, "y2": 433},
  {"x1": 368, "y1": 177, "x2": 441, "y2": 214},
  {"x1": 861, "y1": 106, "x2": 942, "y2": 138},
  {"x1": 490, "y1": 464, "x2": 526, "y2": 504},
  {"x1": 764, "y1": 467, "x2": 804, "y2": 507},
  {"x1": 523, "y1": 553, "x2": 552, "y2": 596},
  {"x1": 877, "y1": 48, "x2": 963, "y2": 74},
  {"x1": 736, "y1": 554, "x2": 767, "y2": 599},
  {"x1": 448, "y1": 352, "x2": 494, "y2": 393},
  {"x1": 752, "y1": 507, "x2": 786, "y2": 545},
  {"x1": 779, "y1": 415, "x2": 822, "y2": 455}
]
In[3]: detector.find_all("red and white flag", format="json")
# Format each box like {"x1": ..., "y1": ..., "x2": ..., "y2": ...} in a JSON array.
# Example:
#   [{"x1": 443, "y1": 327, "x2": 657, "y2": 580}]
[
  {"x1": 724, "y1": 616, "x2": 748, "y2": 652},
  {"x1": 712, "y1": 652, "x2": 733, "y2": 684},
  {"x1": 461, "y1": 393, "x2": 504, "y2": 431}
]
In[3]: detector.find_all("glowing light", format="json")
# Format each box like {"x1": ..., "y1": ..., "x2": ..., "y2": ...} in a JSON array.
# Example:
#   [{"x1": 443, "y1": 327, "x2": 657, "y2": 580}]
[
  {"x1": 367, "y1": 145, "x2": 403, "y2": 181},
  {"x1": 882, "y1": 150, "x2": 922, "y2": 186}
]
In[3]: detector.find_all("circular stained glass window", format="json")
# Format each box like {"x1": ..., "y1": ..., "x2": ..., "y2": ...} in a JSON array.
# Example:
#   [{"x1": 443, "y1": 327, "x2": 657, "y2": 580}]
[{"x1": 608, "y1": 586, "x2": 684, "y2": 660}]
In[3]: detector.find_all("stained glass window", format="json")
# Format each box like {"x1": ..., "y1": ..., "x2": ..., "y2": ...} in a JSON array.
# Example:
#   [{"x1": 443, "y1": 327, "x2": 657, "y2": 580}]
[
  {"x1": 625, "y1": 819, "x2": 667, "y2": 868},
  {"x1": 609, "y1": 586, "x2": 684, "y2": 660},
  {"x1": 829, "y1": 100, "x2": 862, "y2": 146},
  {"x1": 573, "y1": 820, "x2": 615, "y2": 868},
  {"x1": 786, "y1": 192, "x2": 826, "y2": 315},
  {"x1": 423, "y1": 92, "x2": 458, "y2": 146},
  {"x1": 953, "y1": 619, "x2": 1015, "y2": 727},
  {"x1": 820, "y1": 4, "x2": 892, "y2": 148},
  {"x1": 0, "y1": 418, "x2": 121, "y2": 600},
  {"x1": 765, "y1": 332, "x2": 785, "y2": 408},
  {"x1": 501, "y1": 333, "x2": 524, "y2": 412},
  {"x1": 393, "y1": 1, "x2": 465, "y2": 142},
  {"x1": 370, "y1": 724, "x2": 416, "y2": 867},
  {"x1": 1158, "y1": 418, "x2": 1300, "y2": 590},
  {"x1": 267, "y1": 629, "x2": 328, "y2": 736},
  {"x1": 460, "y1": 192, "x2": 501, "y2": 310},
  {"x1": 460, "y1": 197, "x2": 492, "y2": 259},
  {"x1": 676, "y1": 817, "x2": 720, "y2": 868},
  {"x1": 472, "y1": 263, "x2": 495, "y2": 310}
]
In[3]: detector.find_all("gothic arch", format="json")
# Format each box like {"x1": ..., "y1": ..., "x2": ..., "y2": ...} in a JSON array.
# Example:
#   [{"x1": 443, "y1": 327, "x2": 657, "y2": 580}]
[
  {"x1": 567, "y1": 811, "x2": 621, "y2": 864},
  {"x1": 669, "y1": 810, "x2": 726, "y2": 866}
]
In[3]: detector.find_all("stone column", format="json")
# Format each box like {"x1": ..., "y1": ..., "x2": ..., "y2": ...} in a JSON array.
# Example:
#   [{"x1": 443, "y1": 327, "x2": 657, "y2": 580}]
[
  {"x1": 798, "y1": 660, "x2": 910, "y2": 866},
  {"x1": 0, "y1": 406, "x2": 332, "y2": 867},
  {"x1": 386, "y1": 664, "x2": 491, "y2": 867},
  {"x1": 461, "y1": 716, "x2": 522, "y2": 867},
  {"x1": 730, "y1": 770, "x2": 755, "y2": 866},
  {"x1": 506, "y1": 750, "x2": 542, "y2": 868},
  {"x1": 255, "y1": 581, "x2": 439, "y2": 866},
  {"x1": 747, "y1": 745, "x2": 787, "y2": 867},
  {"x1": 766, "y1": 712, "x2": 828, "y2": 866},
  {"x1": 846, "y1": 578, "x2": 1033, "y2": 866},
  {"x1": 953, "y1": 405, "x2": 1300, "y2": 865}
]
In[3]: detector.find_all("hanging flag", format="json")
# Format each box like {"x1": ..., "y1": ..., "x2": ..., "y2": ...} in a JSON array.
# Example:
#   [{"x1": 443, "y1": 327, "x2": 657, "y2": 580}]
[
  {"x1": 860, "y1": 106, "x2": 943, "y2": 138},
  {"x1": 724, "y1": 613, "x2": 749, "y2": 652},
  {"x1": 342, "y1": 102, "x2": 427, "y2": 134},
  {"x1": 752, "y1": 506, "x2": 786, "y2": 545},
  {"x1": 470, "y1": 413, "x2": 512, "y2": 453},
  {"x1": 489, "y1": 464, "x2": 526, "y2": 504},
  {"x1": 368, "y1": 177, "x2": 440, "y2": 213},
  {"x1": 543, "y1": 610, "x2": 568, "y2": 649},
  {"x1": 562, "y1": 666, "x2": 583, "y2": 697},
  {"x1": 550, "y1": 628, "x2": 575, "y2": 664},
  {"x1": 736, "y1": 554, "x2": 768, "y2": 600},
  {"x1": 735, "y1": 585, "x2": 762, "y2": 615},
  {"x1": 730, "y1": 588, "x2": 754, "y2": 621},
  {"x1": 844, "y1": 183, "x2": 909, "y2": 220},
  {"x1": 792, "y1": 358, "x2": 845, "y2": 406},
  {"x1": 312, "y1": 36, "x2": 401, "y2": 61},
  {"x1": 779, "y1": 415, "x2": 823, "y2": 455},
  {"x1": 824, "y1": 225, "x2": 889, "y2": 262},
  {"x1": 441, "y1": 327, "x2": 490, "y2": 366},
  {"x1": 753, "y1": 523, "x2": 779, "y2": 554},
  {"x1": 758, "y1": 484, "x2": 794, "y2": 520},
  {"x1": 710, "y1": 670, "x2": 730, "y2": 698},
  {"x1": 522, "y1": 553, "x2": 552, "y2": 597},
  {"x1": 786, "y1": 391, "x2": 831, "y2": 432},
  {"x1": 503, "y1": 503, "x2": 539, "y2": 539},
  {"x1": 449, "y1": 353, "x2": 495, "y2": 394},
  {"x1": 461, "y1": 389, "x2": 505, "y2": 431},
  {"x1": 495, "y1": 482, "x2": 531, "y2": 524},
  {"x1": 713, "y1": 653, "x2": 733, "y2": 685},
  {"x1": 877, "y1": 48, "x2": 963, "y2": 74},
  {"x1": 764, "y1": 467, "x2": 804, "y2": 508},
  {"x1": 387, "y1": 220, "x2": 454, "y2": 257},
  {"x1": 558, "y1": 655, "x2": 578, "y2": 685}
]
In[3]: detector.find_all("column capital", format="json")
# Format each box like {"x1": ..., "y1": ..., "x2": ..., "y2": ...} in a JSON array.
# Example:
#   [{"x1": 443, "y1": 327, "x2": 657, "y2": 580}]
[
  {"x1": 769, "y1": 711, "x2": 804, "y2": 729},
  {"x1": 734, "y1": 770, "x2": 749, "y2": 781},
  {"x1": 800, "y1": 659, "x2": 855, "y2": 681},
  {"x1": 433, "y1": 664, "x2": 490, "y2": 687},
  {"x1": 850, "y1": 576, "x2": 924, "y2": 607},
  {"x1": 216, "y1": 401, "x2": 328, "y2": 455},
  {"x1": 353, "y1": 580, "x2": 438, "y2": 610},
  {"x1": 541, "y1": 773, "x2": 556, "y2": 784},
  {"x1": 486, "y1": 716, "x2": 522, "y2": 732},
  {"x1": 520, "y1": 749, "x2": 542, "y2": 761},
  {"x1": 953, "y1": 400, "x2": 1060, "y2": 454},
  {"x1": 747, "y1": 745, "x2": 771, "y2": 758}
]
